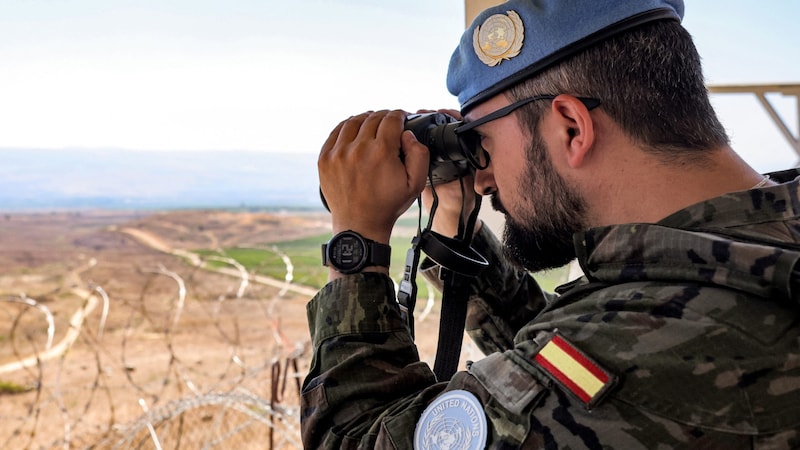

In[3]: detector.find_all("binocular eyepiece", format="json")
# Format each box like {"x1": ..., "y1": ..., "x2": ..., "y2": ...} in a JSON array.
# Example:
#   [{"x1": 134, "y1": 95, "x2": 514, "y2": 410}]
[{"x1": 404, "y1": 113, "x2": 474, "y2": 185}]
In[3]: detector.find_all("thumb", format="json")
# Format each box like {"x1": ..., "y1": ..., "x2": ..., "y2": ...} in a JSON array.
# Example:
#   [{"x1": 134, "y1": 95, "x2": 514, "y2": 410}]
[{"x1": 401, "y1": 130, "x2": 430, "y2": 192}]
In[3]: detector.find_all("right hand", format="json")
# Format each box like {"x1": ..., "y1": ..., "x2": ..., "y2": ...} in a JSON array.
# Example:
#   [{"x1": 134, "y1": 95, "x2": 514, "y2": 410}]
[{"x1": 318, "y1": 110, "x2": 430, "y2": 245}]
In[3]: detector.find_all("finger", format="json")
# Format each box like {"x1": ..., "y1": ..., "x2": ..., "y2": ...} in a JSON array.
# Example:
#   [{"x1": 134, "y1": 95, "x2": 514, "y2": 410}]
[
  {"x1": 356, "y1": 110, "x2": 390, "y2": 140},
  {"x1": 320, "y1": 119, "x2": 346, "y2": 157},
  {"x1": 401, "y1": 130, "x2": 431, "y2": 194},
  {"x1": 335, "y1": 112, "x2": 370, "y2": 148},
  {"x1": 437, "y1": 108, "x2": 462, "y2": 120},
  {"x1": 375, "y1": 110, "x2": 406, "y2": 152}
]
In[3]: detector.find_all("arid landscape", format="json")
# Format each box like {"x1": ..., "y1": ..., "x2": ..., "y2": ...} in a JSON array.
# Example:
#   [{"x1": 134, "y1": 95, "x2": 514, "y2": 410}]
[{"x1": 0, "y1": 209, "x2": 474, "y2": 449}]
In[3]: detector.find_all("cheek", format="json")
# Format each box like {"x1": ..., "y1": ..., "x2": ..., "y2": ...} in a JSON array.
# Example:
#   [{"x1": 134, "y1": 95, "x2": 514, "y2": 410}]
[
  {"x1": 492, "y1": 146, "x2": 530, "y2": 213},
  {"x1": 493, "y1": 142, "x2": 526, "y2": 187}
]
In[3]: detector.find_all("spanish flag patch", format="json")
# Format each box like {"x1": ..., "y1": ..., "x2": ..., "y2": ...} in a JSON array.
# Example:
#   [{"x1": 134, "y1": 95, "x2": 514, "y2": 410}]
[{"x1": 532, "y1": 331, "x2": 617, "y2": 408}]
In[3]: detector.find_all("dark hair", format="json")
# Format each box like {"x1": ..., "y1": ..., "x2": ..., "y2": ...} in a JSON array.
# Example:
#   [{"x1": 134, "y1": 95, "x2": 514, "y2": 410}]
[{"x1": 508, "y1": 19, "x2": 729, "y2": 162}]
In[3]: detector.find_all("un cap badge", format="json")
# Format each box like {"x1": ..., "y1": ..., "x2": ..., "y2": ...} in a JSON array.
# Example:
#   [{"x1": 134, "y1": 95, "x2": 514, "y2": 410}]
[
  {"x1": 472, "y1": 10, "x2": 524, "y2": 67},
  {"x1": 413, "y1": 389, "x2": 488, "y2": 450}
]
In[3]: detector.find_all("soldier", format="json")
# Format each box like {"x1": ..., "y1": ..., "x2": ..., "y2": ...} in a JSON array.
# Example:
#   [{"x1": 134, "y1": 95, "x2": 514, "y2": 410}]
[{"x1": 305, "y1": 0, "x2": 800, "y2": 448}]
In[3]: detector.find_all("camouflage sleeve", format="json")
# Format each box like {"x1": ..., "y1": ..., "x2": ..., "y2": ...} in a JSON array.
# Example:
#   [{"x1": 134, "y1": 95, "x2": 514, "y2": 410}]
[
  {"x1": 301, "y1": 272, "x2": 441, "y2": 449},
  {"x1": 300, "y1": 271, "x2": 564, "y2": 449},
  {"x1": 420, "y1": 225, "x2": 554, "y2": 354}
]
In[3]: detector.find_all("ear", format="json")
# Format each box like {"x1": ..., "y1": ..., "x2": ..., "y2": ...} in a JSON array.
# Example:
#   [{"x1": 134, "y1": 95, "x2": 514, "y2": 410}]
[{"x1": 550, "y1": 94, "x2": 596, "y2": 169}]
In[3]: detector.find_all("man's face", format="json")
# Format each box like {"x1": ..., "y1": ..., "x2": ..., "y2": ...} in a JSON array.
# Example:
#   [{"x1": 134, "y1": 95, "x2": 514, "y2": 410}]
[
  {"x1": 467, "y1": 93, "x2": 589, "y2": 272},
  {"x1": 496, "y1": 131, "x2": 588, "y2": 272}
]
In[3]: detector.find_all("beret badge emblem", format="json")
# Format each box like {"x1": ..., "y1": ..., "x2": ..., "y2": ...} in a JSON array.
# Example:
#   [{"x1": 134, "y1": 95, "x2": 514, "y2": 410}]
[{"x1": 473, "y1": 10, "x2": 524, "y2": 67}]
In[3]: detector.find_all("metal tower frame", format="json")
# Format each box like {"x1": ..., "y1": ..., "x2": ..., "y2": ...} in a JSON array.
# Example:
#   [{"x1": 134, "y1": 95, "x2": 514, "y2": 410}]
[{"x1": 708, "y1": 84, "x2": 800, "y2": 163}]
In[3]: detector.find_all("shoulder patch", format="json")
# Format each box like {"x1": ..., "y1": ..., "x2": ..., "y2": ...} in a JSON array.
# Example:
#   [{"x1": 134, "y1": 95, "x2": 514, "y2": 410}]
[
  {"x1": 414, "y1": 390, "x2": 487, "y2": 450},
  {"x1": 532, "y1": 331, "x2": 617, "y2": 409}
]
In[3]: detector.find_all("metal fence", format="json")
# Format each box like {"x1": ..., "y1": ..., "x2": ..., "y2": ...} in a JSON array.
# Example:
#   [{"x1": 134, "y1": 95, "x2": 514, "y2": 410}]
[{"x1": 0, "y1": 247, "x2": 309, "y2": 449}]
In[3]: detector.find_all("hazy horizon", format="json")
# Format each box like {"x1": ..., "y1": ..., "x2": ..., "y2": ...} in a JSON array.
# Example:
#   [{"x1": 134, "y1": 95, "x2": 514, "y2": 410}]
[{"x1": 0, "y1": 148, "x2": 322, "y2": 212}]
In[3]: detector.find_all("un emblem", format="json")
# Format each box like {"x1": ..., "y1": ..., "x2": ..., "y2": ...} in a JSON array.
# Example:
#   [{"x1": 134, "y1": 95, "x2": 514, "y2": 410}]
[
  {"x1": 413, "y1": 390, "x2": 488, "y2": 450},
  {"x1": 472, "y1": 10, "x2": 524, "y2": 67}
]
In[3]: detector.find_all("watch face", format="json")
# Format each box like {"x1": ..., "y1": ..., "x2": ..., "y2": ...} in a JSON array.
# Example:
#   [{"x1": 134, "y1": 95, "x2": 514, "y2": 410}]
[{"x1": 330, "y1": 233, "x2": 366, "y2": 272}]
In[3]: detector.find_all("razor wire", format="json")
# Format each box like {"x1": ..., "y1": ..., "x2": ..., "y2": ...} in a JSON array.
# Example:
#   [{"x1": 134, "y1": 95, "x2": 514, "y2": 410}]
[{"x1": 0, "y1": 241, "x2": 309, "y2": 449}]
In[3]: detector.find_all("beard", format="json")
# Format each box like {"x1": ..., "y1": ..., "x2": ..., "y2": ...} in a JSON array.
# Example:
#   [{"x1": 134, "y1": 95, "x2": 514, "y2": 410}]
[{"x1": 494, "y1": 135, "x2": 588, "y2": 272}]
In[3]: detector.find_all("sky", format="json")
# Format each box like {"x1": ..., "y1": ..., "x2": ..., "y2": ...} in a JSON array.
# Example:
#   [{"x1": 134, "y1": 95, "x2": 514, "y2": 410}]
[{"x1": 0, "y1": 0, "x2": 798, "y2": 172}]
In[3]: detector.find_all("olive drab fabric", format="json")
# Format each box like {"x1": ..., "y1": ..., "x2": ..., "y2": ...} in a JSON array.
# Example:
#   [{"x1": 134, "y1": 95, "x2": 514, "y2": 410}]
[{"x1": 302, "y1": 169, "x2": 800, "y2": 449}]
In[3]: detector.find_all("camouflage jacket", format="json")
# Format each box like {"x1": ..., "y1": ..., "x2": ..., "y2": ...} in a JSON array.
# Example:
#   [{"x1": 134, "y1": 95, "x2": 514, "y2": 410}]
[{"x1": 302, "y1": 168, "x2": 800, "y2": 449}]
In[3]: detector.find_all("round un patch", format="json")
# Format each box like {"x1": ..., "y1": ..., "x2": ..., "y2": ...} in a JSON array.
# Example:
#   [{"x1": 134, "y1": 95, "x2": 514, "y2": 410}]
[{"x1": 413, "y1": 390, "x2": 487, "y2": 450}]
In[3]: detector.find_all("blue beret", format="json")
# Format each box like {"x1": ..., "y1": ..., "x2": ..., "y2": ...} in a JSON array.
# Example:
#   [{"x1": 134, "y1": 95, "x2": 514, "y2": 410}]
[{"x1": 447, "y1": 0, "x2": 684, "y2": 111}]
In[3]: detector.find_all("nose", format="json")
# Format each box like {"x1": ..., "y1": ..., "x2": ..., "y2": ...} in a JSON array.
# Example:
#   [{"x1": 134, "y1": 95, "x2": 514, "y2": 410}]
[{"x1": 473, "y1": 165, "x2": 496, "y2": 196}]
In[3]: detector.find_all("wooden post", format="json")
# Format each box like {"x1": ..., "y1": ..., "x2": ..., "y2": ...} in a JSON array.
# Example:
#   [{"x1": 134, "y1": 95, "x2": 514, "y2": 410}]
[{"x1": 464, "y1": 0, "x2": 506, "y2": 27}]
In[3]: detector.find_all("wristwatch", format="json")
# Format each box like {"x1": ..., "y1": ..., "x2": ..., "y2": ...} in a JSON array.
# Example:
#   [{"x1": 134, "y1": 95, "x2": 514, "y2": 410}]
[{"x1": 322, "y1": 230, "x2": 391, "y2": 274}]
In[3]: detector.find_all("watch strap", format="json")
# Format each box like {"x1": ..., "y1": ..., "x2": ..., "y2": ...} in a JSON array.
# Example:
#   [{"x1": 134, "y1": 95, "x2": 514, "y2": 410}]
[{"x1": 368, "y1": 239, "x2": 392, "y2": 268}]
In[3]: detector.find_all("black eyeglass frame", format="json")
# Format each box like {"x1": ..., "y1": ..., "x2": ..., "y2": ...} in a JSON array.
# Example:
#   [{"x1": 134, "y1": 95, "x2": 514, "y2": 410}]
[{"x1": 453, "y1": 94, "x2": 602, "y2": 170}]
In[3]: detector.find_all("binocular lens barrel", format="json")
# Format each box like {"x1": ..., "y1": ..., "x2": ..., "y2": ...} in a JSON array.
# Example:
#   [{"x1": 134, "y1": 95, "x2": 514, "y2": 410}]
[{"x1": 405, "y1": 113, "x2": 472, "y2": 185}]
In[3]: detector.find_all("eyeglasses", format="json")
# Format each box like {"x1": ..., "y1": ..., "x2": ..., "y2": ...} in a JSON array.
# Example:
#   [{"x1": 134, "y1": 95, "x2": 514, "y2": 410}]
[{"x1": 454, "y1": 94, "x2": 602, "y2": 169}]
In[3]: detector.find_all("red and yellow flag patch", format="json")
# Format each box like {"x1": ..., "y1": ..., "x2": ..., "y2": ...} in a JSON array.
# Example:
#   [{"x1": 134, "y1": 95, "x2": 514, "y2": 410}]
[{"x1": 533, "y1": 332, "x2": 617, "y2": 408}]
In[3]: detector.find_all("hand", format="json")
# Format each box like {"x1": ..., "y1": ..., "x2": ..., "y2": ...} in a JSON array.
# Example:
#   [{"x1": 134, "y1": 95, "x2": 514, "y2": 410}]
[
  {"x1": 422, "y1": 175, "x2": 481, "y2": 238},
  {"x1": 318, "y1": 110, "x2": 430, "y2": 245}
]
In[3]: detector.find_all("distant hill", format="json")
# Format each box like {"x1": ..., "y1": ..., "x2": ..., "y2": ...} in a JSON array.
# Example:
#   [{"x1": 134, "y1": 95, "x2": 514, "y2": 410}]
[{"x1": 0, "y1": 149, "x2": 323, "y2": 211}]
